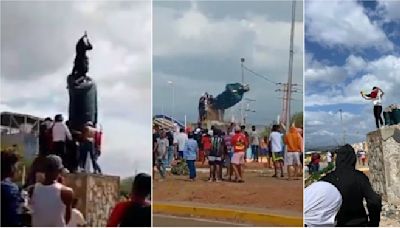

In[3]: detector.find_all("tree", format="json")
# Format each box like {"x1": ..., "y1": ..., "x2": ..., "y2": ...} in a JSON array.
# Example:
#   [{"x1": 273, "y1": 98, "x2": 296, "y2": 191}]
[{"x1": 291, "y1": 112, "x2": 303, "y2": 128}]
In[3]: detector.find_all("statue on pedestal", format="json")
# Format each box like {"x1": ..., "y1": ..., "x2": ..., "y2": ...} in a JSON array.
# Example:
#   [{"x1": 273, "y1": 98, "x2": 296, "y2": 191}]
[
  {"x1": 199, "y1": 83, "x2": 249, "y2": 122},
  {"x1": 67, "y1": 32, "x2": 98, "y2": 132}
]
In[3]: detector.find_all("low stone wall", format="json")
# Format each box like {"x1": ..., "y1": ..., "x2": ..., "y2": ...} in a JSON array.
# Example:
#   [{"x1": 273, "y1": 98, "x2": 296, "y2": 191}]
[
  {"x1": 64, "y1": 173, "x2": 120, "y2": 227},
  {"x1": 366, "y1": 125, "x2": 400, "y2": 204}
]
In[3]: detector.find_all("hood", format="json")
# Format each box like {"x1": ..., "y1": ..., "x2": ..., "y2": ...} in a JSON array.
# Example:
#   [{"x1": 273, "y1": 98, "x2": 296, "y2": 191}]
[
  {"x1": 289, "y1": 127, "x2": 297, "y2": 134},
  {"x1": 335, "y1": 144, "x2": 357, "y2": 169}
]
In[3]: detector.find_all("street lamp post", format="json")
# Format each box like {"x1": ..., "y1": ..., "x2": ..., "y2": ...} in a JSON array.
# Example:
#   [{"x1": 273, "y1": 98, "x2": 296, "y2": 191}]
[{"x1": 168, "y1": 81, "x2": 175, "y2": 119}]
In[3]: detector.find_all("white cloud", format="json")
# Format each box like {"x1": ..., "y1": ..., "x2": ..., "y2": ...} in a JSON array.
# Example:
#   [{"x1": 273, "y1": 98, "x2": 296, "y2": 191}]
[
  {"x1": 154, "y1": 3, "x2": 303, "y2": 73},
  {"x1": 305, "y1": 54, "x2": 365, "y2": 85},
  {"x1": 377, "y1": 0, "x2": 400, "y2": 22},
  {"x1": 305, "y1": 110, "x2": 373, "y2": 148},
  {"x1": 306, "y1": 55, "x2": 400, "y2": 107},
  {"x1": 306, "y1": 0, "x2": 393, "y2": 51}
]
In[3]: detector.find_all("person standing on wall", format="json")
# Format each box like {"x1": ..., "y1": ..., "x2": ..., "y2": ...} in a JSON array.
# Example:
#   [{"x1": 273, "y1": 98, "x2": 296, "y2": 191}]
[
  {"x1": 361, "y1": 86, "x2": 385, "y2": 129},
  {"x1": 79, "y1": 122, "x2": 101, "y2": 174},
  {"x1": 52, "y1": 114, "x2": 72, "y2": 167}
]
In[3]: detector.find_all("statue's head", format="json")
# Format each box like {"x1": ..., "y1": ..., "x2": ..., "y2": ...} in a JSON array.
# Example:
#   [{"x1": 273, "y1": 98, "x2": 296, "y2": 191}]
[{"x1": 76, "y1": 34, "x2": 93, "y2": 55}]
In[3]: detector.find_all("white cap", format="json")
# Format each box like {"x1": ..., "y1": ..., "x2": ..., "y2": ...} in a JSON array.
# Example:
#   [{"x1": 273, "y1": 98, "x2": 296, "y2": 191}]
[{"x1": 234, "y1": 126, "x2": 241, "y2": 132}]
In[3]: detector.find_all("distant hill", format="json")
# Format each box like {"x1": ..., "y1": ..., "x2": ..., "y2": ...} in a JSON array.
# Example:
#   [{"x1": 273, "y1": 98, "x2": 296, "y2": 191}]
[
  {"x1": 305, "y1": 145, "x2": 340, "y2": 152},
  {"x1": 120, "y1": 176, "x2": 134, "y2": 196}
]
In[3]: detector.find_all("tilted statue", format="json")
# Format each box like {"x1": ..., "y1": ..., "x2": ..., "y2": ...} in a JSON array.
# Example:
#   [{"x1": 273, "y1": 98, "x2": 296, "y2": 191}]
[{"x1": 199, "y1": 83, "x2": 250, "y2": 122}]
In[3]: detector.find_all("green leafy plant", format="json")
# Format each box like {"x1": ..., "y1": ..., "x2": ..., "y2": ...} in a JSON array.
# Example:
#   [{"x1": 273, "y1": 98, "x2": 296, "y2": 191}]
[
  {"x1": 305, "y1": 162, "x2": 335, "y2": 187},
  {"x1": 171, "y1": 160, "x2": 189, "y2": 175}
]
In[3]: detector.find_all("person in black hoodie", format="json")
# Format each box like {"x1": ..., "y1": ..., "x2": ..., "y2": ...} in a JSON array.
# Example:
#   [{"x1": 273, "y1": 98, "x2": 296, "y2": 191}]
[{"x1": 321, "y1": 144, "x2": 382, "y2": 227}]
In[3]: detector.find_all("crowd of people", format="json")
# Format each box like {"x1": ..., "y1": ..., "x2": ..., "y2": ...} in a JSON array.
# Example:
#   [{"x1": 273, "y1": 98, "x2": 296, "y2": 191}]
[
  {"x1": 153, "y1": 122, "x2": 304, "y2": 182},
  {"x1": 1, "y1": 150, "x2": 151, "y2": 227},
  {"x1": 38, "y1": 114, "x2": 102, "y2": 176}
]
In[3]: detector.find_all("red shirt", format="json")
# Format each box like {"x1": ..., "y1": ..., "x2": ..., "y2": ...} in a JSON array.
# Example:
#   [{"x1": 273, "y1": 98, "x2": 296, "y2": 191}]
[
  {"x1": 201, "y1": 135, "x2": 212, "y2": 151},
  {"x1": 231, "y1": 133, "x2": 247, "y2": 153},
  {"x1": 311, "y1": 153, "x2": 321, "y2": 164},
  {"x1": 107, "y1": 198, "x2": 149, "y2": 227}
]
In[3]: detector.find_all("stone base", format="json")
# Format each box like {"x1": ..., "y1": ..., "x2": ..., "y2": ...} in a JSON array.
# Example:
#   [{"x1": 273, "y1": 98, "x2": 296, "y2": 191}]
[
  {"x1": 366, "y1": 125, "x2": 400, "y2": 204},
  {"x1": 64, "y1": 173, "x2": 120, "y2": 227},
  {"x1": 205, "y1": 108, "x2": 224, "y2": 122}
]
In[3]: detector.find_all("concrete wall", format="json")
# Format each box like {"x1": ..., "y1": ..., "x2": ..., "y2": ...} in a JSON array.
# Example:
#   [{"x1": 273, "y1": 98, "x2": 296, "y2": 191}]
[
  {"x1": 366, "y1": 125, "x2": 400, "y2": 204},
  {"x1": 64, "y1": 173, "x2": 120, "y2": 227}
]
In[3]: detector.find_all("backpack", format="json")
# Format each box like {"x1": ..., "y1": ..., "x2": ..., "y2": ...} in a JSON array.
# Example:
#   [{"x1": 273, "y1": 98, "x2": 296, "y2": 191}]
[
  {"x1": 119, "y1": 203, "x2": 151, "y2": 227},
  {"x1": 211, "y1": 136, "x2": 223, "y2": 156}
]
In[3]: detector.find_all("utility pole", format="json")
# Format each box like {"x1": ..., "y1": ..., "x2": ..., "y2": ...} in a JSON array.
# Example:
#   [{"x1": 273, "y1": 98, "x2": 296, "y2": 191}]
[
  {"x1": 168, "y1": 81, "x2": 174, "y2": 119},
  {"x1": 241, "y1": 58, "x2": 245, "y2": 125},
  {"x1": 285, "y1": 0, "x2": 296, "y2": 134},
  {"x1": 276, "y1": 83, "x2": 299, "y2": 130}
]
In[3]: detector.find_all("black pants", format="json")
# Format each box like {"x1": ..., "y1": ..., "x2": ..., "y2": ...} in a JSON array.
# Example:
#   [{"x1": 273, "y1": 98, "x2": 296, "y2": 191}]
[
  {"x1": 374, "y1": 105, "x2": 383, "y2": 128},
  {"x1": 251, "y1": 145, "x2": 259, "y2": 161},
  {"x1": 53, "y1": 141, "x2": 66, "y2": 166},
  {"x1": 80, "y1": 140, "x2": 102, "y2": 173}
]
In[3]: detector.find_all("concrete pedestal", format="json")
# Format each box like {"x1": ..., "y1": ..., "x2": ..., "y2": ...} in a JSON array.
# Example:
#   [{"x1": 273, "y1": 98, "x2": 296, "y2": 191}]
[
  {"x1": 366, "y1": 125, "x2": 400, "y2": 204},
  {"x1": 64, "y1": 173, "x2": 120, "y2": 227}
]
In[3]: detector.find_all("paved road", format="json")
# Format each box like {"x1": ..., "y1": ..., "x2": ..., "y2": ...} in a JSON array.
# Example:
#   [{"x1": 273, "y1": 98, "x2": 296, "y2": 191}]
[{"x1": 153, "y1": 214, "x2": 248, "y2": 227}]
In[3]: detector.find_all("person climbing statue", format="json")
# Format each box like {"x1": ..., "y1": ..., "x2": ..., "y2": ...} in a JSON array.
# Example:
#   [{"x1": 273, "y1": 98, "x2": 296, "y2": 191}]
[{"x1": 361, "y1": 86, "x2": 384, "y2": 128}]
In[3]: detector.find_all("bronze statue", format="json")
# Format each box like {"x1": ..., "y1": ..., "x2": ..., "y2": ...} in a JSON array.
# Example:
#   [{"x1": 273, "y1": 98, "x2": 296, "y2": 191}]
[
  {"x1": 199, "y1": 83, "x2": 249, "y2": 122},
  {"x1": 68, "y1": 31, "x2": 93, "y2": 86},
  {"x1": 67, "y1": 31, "x2": 98, "y2": 132}
]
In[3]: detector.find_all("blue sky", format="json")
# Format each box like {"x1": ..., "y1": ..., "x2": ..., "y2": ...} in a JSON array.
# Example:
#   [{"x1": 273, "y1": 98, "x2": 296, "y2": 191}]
[{"x1": 305, "y1": 0, "x2": 400, "y2": 148}]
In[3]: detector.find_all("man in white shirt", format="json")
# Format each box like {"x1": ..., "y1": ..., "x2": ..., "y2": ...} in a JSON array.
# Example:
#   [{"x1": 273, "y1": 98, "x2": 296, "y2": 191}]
[
  {"x1": 269, "y1": 125, "x2": 284, "y2": 178},
  {"x1": 250, "y1": 126, "x2": 260, "y2": 162},
  {"x1": 31, "y1": 155, "x2": 74, "y2": 227},
  {"x1": 52, "y1": 114, "x2": 72, "y2": 165},
  {"x1": 174, "y1": 128, "x2": 188, "y2": 160}
]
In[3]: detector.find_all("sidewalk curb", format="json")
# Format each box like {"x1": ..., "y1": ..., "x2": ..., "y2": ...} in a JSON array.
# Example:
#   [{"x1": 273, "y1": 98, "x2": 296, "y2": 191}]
[{"x1": 154, "y1": 203, "x2": 303, "y2": 226}]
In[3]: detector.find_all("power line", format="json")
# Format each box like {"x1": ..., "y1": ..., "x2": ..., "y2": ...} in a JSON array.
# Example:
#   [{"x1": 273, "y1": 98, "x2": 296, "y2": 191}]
[{"x1": 242, "y1": 65, "x2": 278, "y2": 85}]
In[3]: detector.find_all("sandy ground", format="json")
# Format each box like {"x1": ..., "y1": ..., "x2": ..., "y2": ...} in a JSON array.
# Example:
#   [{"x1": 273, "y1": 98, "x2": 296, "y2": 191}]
[{"x1": 154, "y1": 164, "x2": 303, "y2": 216}]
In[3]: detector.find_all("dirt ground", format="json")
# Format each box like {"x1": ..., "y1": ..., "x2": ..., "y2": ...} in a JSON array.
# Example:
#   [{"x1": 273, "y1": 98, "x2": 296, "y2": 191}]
[{"x1": 153, "y1": 165, "x2": 303, "y2": 216}]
